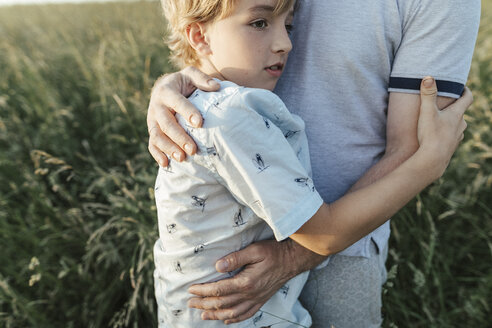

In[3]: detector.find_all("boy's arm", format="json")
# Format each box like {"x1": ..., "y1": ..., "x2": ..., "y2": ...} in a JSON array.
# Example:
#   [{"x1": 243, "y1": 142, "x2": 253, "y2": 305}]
[
  {"x1": 347, "y1": 93, "x2": 456, "y2": 194},
  {"x1": 187, "y1": 80, "x2": 472, "y2": 323},
  {"x1": 145, "y1": 77, "x2": 474, "y2": 325},
  {"x1": 145, "y1": 74, "x2": 472, "y2": 323},
  {"x1": 289, "y1": 78, "x2": 467, "y2": 254}
]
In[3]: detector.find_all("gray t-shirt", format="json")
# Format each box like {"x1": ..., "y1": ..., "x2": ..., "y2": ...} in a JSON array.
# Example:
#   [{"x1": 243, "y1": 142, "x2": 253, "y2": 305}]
[{"x1": 274, "y1": 0, "x2": 480, "y2": 257}]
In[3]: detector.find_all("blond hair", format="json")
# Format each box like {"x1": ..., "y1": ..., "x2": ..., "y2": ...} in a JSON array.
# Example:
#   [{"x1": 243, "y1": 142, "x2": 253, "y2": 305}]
[{"x1": 161, "y1": 0, "x2": 295, "y2": 68}]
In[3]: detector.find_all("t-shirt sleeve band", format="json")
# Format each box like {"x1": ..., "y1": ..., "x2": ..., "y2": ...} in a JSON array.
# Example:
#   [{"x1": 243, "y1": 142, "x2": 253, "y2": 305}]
[{"x1": 389, "y1": 77, "x2": 464, "y2": 98}]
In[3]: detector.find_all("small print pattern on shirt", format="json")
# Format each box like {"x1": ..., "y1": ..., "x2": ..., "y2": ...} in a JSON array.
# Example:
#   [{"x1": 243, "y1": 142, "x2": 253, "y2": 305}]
[{"x1": 153, "y1": 81, "x2": 319, "y2": 327}]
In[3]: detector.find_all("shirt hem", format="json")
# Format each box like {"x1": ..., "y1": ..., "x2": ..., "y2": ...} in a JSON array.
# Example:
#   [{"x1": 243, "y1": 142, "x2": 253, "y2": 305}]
[
  {"x1": 272, "y1": 191, "x2": 324, "y2": 241},
  {"x1": 388, "y1": 88, "x2": 460, "y2": 99}
]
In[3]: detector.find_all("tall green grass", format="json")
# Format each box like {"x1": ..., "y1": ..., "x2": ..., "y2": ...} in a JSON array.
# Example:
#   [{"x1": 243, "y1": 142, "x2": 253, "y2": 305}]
[
  {"x1": 0, "y1": 1, "x2": 490, "y2": 327},
  {"x1": 0, "y1": 2, "x2": 169, "y2": 327}
]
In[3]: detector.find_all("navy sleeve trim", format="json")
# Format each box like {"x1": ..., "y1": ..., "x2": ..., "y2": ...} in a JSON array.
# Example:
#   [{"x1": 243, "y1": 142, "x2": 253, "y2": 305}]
[{"x1": 389, "y1": 77, "x2": 464, "y2": 97}]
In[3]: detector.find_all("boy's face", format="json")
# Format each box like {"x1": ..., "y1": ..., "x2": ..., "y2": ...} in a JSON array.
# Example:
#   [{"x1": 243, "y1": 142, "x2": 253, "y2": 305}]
[{"x1": 202, "y1": 0, "x2": 294, "y2": 91}]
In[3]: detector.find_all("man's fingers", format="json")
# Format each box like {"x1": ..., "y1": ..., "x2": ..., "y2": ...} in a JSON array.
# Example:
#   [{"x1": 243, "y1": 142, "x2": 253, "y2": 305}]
[
  {"x1": 149, "y1": 127, "x2": 185, "y2": 162},
  {"x1": 215, "y1": 244, "x2": 263, "y2": 273},
  {"x1": 182, "y1": 66, "x2": 221, "y2": 92},
  {"x1": 147, "y1": 92, "x2": 197, "y2": 159},
  {"x1": 157, "y1": 89, "x2": 203, "y2": 128},
  {"x1": 148, "y1": 142, "x2": 168, "y2": 167},
  {"x1": 188, "y1": 294, "x2": 244, "y2": 311},
  {"x1": 223, "y1": 304, "x2": 263, "y2": 325},
  {"x1": 146, "y1": 67, "x2": 213, "y2": 165},
  {"x1": 189, "y1": 278, "x2": 237, "y2": 297},
  {"x1": 155, "y1": 108, "x2": 197, "y2": 156},
  {"x1": 169, "y1": 92, "x2": 203, "y2": 128},
  {"x1": 200, "y1": 301, "x2": 256, "y2": 321},
  {"x1": 149, "y1": 104, "x2": 197, "y2": 157},
  {"x1": 151, "y1": 73, "x2": 203, "y2": 128}
]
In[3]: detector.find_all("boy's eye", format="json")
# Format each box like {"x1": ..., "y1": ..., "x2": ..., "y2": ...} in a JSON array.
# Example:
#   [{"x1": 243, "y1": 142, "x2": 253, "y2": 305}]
[
  {"x1": 285, "y1": 24, "x2": 294, "y2": 34},
  {"x1": 250, "y1": 19, "x2": 268, "y2": 29}
]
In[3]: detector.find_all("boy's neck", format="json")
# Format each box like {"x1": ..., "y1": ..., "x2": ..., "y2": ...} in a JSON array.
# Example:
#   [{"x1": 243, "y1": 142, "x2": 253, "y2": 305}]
[{"x1": 198, "y1": 61, "x2": 225, "y2": 82}]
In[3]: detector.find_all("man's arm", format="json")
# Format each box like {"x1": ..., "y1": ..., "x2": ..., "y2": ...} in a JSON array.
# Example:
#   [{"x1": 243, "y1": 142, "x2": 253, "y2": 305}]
[
  {"x1": 145, "y1": 67, "x2": 472, "y2": 323},
  {"x1": 348, "y1": 93, "x2": 456, "y2": 193},
  {"x1": 188, "y1": 94, "x2": 447, "y2": 324},
  {"x1": 188, "y1": 238, "x2": 325, "y2": 323},
  {"x1": 288, "y1": 77, "x2": 470, "y2": 255},
  {"x1": 187, "y1": 81, "x2": 472, "y2": 322},
  {"x1": 147, "y1": 67, "x2": 219, "y2": 166}
]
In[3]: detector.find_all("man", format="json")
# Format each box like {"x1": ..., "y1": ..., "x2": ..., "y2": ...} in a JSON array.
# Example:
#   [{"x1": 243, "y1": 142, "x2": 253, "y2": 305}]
[{"x1": 146, "y1": 1, "x2": 480, "y2": 326}]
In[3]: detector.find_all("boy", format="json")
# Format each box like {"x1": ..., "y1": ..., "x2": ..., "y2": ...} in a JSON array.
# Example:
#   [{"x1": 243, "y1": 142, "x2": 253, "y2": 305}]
[
  {"x1": 153, "y1": 0, "x2": 468, "y2": 327},
  {"x1": 155, "y1": 2, "x2": 313, "y2": 326}
]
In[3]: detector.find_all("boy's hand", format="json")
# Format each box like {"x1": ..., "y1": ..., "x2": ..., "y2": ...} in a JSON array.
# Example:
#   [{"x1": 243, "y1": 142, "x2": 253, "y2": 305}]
[
  {"x1": 417, "y1": 77, "x2": 472, "y2": 177},
  {"x1": 147, "y1": 67, "x2": 220, "y2": 166},
  {"x1": 187, "y1": 239, "x2": 325, "y2": 324}
]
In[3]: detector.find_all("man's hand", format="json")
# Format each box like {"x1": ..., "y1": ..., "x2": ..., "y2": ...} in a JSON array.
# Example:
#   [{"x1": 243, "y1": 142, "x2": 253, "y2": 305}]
[
  {"x1": 147, "y1": 67, "x2": 220, "y2": 166},
  {"x1": 187, "y1": 239, "x2": 325, "y2": 324}
]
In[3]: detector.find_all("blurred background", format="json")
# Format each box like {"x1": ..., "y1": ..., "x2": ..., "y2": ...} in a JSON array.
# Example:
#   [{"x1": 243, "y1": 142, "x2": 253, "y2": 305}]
[{"x1": 0, "y1": 1, "x2": 490, "y2": 327}]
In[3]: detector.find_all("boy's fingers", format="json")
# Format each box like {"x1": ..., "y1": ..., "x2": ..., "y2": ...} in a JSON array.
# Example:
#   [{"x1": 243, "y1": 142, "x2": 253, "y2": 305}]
[
  {"x1": 463, "y1": 119, "x2": 468, "y2": 131},
  {"x1": 463, "y1": 86, "x2": 473, "y2": 107},
  {"x1": 460, "y1": 119, "x2": 468, "y2": 135},
  {"x1": 418, "y1": 77, "x2": 439, "y2": 126},
  {"x1": 182, "y1": 66, "x2": 221, "y2": 92},
  {"x1": 448, "y1": 86, "x2": 473, "y2": 116},
  {"x1": 420, "y1": 76, "x2": 438, "y2": 106}
]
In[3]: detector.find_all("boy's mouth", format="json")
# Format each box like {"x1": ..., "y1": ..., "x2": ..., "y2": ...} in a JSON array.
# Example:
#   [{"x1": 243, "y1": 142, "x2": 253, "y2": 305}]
[
  {"x1": 265, "y1": 63, "x2": 284, "y2": 77},
  {"x1": 266, "y1": 63, "x2": 283, "y2": 71}
]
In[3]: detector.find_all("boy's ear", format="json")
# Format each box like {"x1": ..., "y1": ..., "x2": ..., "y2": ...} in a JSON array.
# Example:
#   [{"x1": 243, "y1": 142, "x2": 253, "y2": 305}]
[{"x1": 186, "y1": 22, "x2": 212, "y2": 56}]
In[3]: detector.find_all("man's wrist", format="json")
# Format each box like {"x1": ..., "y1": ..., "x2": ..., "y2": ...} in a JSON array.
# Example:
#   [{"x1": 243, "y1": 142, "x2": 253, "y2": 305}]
[{"x1": 284, "y1": 238, "x2": 327, "y2": 276}]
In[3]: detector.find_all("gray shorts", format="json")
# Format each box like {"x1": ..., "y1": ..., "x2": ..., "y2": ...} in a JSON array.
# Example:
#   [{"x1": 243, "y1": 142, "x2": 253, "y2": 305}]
[{"x1": 299, "y1": 240, "x2": 388, "y2": 328}]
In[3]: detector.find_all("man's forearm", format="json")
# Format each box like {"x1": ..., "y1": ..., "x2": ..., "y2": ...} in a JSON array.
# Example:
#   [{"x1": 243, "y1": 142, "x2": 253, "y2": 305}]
[{"x1": 284, "y1": 238, "x2": 327, "y2": 275}]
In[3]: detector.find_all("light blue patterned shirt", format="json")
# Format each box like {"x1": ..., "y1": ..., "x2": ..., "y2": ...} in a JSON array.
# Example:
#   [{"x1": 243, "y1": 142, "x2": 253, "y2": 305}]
[{"x1": 153, "y1": 80, "x2": 323, "y2": 327}]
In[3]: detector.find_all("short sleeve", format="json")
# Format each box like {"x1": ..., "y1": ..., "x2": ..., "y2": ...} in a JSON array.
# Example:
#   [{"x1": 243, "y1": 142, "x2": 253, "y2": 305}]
[
  {"x1": 204, "y1": 89, "x2": 323, "y2": 241},
  {"x1": 389, "y1": 0, "x2": 480, "y2": 98}
]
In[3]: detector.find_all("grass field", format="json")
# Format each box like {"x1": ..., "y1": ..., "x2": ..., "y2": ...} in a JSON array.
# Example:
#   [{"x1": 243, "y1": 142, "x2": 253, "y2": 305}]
[{"x1": 0, "y1": 1, "x2": 491, "y2": 327}]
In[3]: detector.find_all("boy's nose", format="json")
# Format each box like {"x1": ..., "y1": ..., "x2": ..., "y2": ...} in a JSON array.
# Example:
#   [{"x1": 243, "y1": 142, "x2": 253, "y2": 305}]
[{"x1": 272, "y1": 27, "x2": 292, "y2": 54}]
